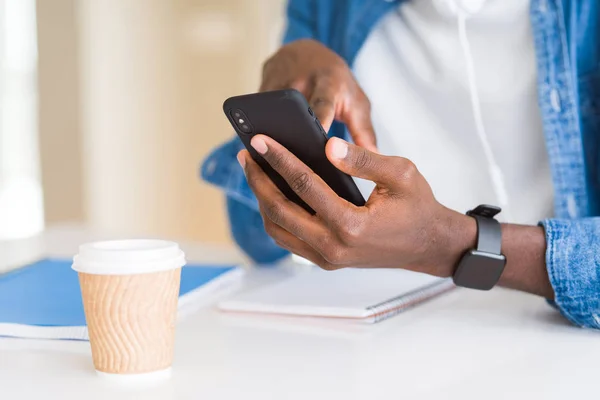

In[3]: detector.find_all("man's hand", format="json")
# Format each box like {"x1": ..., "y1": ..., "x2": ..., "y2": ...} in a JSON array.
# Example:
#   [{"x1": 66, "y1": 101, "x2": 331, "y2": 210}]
[
  {"x1": 237, "y1": 135, "x2": 554, "y2": 299},
  {"x1": 261, "y1": 39, "x2": 377, "y2": 152},
  {"x1": 237, "y1": 135, "x2": 475, "y2": 277}
]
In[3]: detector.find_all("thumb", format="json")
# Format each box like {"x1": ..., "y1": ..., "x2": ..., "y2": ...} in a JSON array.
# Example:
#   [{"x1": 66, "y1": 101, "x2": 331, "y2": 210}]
[{"x1": 326, "y1": 137, "x2": 415, "y2": 190}]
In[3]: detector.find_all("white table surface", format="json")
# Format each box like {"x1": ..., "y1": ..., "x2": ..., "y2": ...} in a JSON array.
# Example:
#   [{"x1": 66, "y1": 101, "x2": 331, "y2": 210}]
[{"x1": 0, "y1": 226, "x2": 597, "y2": 400}]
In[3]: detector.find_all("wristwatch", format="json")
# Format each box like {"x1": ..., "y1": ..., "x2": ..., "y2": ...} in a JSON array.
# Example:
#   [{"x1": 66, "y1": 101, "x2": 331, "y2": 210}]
[{"x1": 453, "y1": 204, "x2": 506, "y2": 290}]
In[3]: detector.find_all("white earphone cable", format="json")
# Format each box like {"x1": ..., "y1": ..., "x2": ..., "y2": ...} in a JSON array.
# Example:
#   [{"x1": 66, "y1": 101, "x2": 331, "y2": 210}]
[{"x1": 456, "y1": 12, "x2": 511, "y2": 219}]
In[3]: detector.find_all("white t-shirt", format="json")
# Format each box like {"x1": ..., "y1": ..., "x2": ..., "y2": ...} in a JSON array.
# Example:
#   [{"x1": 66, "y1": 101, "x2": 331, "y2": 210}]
[{"x1": 352, "y1": 0, "x2": 553, "y2": 224}]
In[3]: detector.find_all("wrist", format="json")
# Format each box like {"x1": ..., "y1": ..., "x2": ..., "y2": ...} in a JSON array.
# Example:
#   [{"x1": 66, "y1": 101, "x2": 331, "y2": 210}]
[{"x1": 434, "y1": 208, "x2": 477, "y2": 277}]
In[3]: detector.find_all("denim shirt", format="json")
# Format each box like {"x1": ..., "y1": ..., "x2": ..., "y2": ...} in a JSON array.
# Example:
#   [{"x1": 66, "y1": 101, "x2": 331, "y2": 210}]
[{"x1": 201, "y1": 0, "x2": 600, "y2": 329}]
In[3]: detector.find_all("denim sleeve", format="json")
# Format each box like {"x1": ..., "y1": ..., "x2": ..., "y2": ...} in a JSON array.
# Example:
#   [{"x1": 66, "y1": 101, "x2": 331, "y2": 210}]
[
  {"x1": 283, "y1": 0, "x2": 316, "y2": 43},
  {"x1": 540, "y1": 218, "x2": 600, "y2": 329},
  {"x1": 227, "y1": 197, "x2": 290, "y2": 264},
  {"x1": 201, "y1": 137, "x2": 290, "y2": 264}
]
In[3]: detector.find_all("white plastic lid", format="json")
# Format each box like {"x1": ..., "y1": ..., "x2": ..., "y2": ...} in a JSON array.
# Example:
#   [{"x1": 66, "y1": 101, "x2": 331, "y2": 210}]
[{"x1": 72, "y1": 240, "x2": 186, "y2": 275}]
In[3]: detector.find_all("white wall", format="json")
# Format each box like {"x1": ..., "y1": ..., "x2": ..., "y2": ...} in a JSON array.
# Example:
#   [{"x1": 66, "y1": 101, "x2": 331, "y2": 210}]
[
  {"x1": 39, "y1": 0, "x2": 285, "y2": 242},
  {"x1": 37, "y1": 0, "x2": 84, "y2": 226},
  {"x1": 0, "y1": 0, "x2": 43, "y2": 239}
]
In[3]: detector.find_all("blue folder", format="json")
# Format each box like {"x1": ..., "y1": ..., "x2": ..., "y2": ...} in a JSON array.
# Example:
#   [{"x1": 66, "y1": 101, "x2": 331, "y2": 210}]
[{"x1": 0, "y1": 258, "x2": 243, "y2": 340}]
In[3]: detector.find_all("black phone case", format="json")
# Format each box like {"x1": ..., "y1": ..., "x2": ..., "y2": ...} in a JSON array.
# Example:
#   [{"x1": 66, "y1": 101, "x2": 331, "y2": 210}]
[{"x1": 223, "y1": 89, "x2": 365, "y2": 213}]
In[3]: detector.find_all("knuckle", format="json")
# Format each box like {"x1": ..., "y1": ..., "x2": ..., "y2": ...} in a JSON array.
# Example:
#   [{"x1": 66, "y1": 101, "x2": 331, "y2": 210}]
[
  {"x1": 355, "y1": 88, "x2": 371, "y2": 110},
  {"x1": 261, "y1": 54, "x2": 279, "y2": 77},
  {"x1": 329, "y1": 61, "x2": 349, "y2": 75},
  {"x1": 261, "y1": 57, "x2": 272, "y2": 74},
  {"x1": 274, "y1": 240, "x2": 292, "y2": 253},
  {"x1": 315, "y1": 69, "x2": 342, "y2": 88},
  {"x1": 322, "y1": 245, "x2": 347, "y2": 265},
  {"x1": 316, "y1": 66, "x2": 336, "y2": 79},
  {"x1": 353, "y1": 149, "x2": 373, "y2": 171},
  {"x1": 314, "y1": 233, "x2": 333, "y2": 254},
  {"x1": 397, "y1": 158, "x2": 418, "y2": 181},
  {"x1": 263, "y1": 219, "x2": 277, "y2": 237},
  {"x1": 289, "y1": 172, "x2": 312, "y2": 195},
  {"x1": 311, "y1": 96, "x2": 334, "y2": 111},
  {"x1": 244, "y1": 168, "x2": 259, "y2": 187},
  {"x1": 318, "y1": 262, "x2": 338, "y2": 271},
  {"x1": 289, "y1": 78, "x2": 306, "y2": 91},
  {"x1": 337, "y1": 218, "x2": 364, "y2": 245},
  {"x1": 267, "y1": 149, "x2": 286, "y2": 172},
  {"x1": 329, "y1": 209, "x2": 349, "y2": 232},
  {"x1": 261, "y1": 45, "x2": 299, "y2": 86},
  {"x1": 264, "y1": 200, "x2": 284, "y2": 225},
  {"x1": 362, "y1": 93, "x2": 372, "y2": 111}
]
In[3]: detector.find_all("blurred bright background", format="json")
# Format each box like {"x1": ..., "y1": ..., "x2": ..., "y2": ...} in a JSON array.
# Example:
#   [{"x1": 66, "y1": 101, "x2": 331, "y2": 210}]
[{"x1": 0, "y1": 0, "x2": 285, "y2": 242}]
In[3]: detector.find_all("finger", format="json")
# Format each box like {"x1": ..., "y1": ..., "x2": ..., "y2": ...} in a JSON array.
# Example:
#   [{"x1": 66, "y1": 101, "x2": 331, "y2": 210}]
[
  {"x1": 248, "y1": 135, "x2": 351, "y2": 221},
  {"x1": 308, "y1": 77, "x2": 337, "y2": 132},
  {"x1": 343, "y1": 92, "x2": 378, "y2": 152},
  {"x1": 263, "y1": 219, "x2": 337, "y2": 270},
  {"x1": 260, "y1": 57, "x2": 307, "y2": 92},
  {"x1": 325, "y1": 137, "x2": 417, "y2": 191},
  {"x1": 260, "y1": 77, "x2": 308, "y2": 93},
  {"x1": 239, "y1": 150, "x2": 329, "y2": 242}
]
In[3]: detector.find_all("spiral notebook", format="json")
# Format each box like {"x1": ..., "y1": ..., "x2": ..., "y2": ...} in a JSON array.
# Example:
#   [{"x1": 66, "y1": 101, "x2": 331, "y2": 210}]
[
  {"x1": 219, "y1": 268, "x2": 454, "y2": 323},
  {"x1": 0, "y1": 258, "x2": 244, "y2": 340}
]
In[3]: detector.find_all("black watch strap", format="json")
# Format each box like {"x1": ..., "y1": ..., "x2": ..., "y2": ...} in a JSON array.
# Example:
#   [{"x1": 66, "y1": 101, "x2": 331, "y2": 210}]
[
  {"x1": 467, "y1": 205, "x2": 502, "y2": 255},
  {"x1": 453, "y1": 204, "x2": 506, "y2": 290}
]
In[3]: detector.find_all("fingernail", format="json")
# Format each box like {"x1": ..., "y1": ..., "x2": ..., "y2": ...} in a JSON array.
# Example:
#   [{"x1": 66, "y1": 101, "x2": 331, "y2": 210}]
[
  {"x1": 237, "y1": 152, "x2": 246, "y2": 169},
  {"x1": 330, "y1": 137, "x2": 348, "y2": 159},
  {"x1": 251, "y1": 136, "x2": 268, "y2": 155}
]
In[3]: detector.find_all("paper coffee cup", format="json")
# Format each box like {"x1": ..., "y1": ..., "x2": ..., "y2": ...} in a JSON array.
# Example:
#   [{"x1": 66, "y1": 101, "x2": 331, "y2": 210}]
[{"x1": 72, "y1": 240, "x2": 185, "y2": 381}]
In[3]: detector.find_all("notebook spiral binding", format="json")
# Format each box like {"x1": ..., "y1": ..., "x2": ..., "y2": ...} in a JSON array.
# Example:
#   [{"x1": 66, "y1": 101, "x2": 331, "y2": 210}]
[{"x1": 365, "y1": 278, "x2": 456, "y2": 323}]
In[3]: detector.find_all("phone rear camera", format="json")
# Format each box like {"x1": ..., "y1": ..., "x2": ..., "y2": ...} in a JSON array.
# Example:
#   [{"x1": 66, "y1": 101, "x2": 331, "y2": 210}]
[{"x1": 230, "y1": 109, "x2": 252, "y2": 134}]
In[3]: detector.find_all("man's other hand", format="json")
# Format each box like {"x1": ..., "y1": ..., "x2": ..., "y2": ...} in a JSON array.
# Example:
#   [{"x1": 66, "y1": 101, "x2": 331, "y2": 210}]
[{"x1": 261, "y1": 39, "x2": 377, "y2": 152}]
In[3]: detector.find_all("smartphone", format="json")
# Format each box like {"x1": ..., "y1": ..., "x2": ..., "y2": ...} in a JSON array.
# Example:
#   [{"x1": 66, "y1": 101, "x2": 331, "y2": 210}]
[{"x1": 223, "y1": 89, "x2": 365, "y2": 213}]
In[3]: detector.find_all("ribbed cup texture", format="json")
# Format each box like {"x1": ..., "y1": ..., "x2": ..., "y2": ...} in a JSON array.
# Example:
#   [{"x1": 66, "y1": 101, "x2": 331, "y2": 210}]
[{"x1": 78, "y1": 268, "x2": 181, "y2": 374}]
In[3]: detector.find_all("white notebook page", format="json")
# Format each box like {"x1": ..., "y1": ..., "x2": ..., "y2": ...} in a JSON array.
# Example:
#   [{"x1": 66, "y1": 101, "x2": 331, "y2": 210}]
[{"x1": 219, "y1": 268, "x2": 444, "y2": 319}]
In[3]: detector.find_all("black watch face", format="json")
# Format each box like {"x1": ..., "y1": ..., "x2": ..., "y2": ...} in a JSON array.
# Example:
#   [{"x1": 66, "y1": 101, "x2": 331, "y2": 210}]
[{"x1": 453, "y1": 250, "x2": 506, "y2": 290}]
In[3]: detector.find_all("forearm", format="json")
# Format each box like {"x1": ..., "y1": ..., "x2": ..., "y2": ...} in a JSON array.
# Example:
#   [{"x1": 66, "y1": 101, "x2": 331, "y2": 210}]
[
  {"x1": 454, "y1": 216, "x2": 553, "y2": 298},
  {"x1": 498, "y1": 223, "x2": 553, "y2": 299}
]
